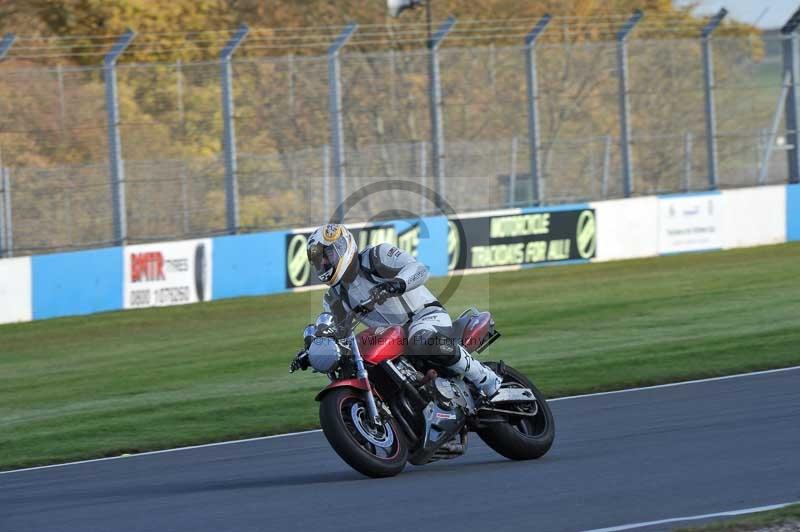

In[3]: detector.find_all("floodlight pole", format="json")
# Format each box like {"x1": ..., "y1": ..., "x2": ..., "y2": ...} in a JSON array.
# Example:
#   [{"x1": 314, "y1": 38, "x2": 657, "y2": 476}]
[
  {"x1": 701, "y1": 8, "x2": 727, "y2": 190},
  {"x1": 104, "y1": 29, "x2": 135, "y2": 246},
  {"x1": 220, "y1": 24, "x2": 249, "y2": 234},
  {"x1": 616, "y1": 10, "x2": 642, "y2": 198},
  {"x1": 428, "y1": 17, "x2": 455, "y2": 210},
  {"x1": 329, "y1": 23, "x2": 358, "y2": 223},
  {"x1": 781, "y1": 8, "x2": 800, "y2": 184},
  {"x1": 524, "y1": 14, "x2": 551, "y2": 206}
]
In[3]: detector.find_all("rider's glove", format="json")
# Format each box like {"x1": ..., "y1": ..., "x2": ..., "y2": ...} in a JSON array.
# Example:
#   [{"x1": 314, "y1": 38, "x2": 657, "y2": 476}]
[
  {"x1": 369, "y1": 279, "x2": 405, "y2": 305},
  {"x1": 290, "y1": 350, "x2": 310, "y2": 373}
]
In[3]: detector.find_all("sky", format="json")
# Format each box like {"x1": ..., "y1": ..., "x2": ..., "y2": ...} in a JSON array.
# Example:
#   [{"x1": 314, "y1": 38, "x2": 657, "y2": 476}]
[{"x1": 675, "y1": 0, "x2": 797, "y2": 29}]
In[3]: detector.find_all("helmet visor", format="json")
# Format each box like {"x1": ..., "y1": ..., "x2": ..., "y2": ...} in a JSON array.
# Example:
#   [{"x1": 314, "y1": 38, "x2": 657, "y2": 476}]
[{"x1": 308, "y1": 240, "x2": 345, "y2": 283}]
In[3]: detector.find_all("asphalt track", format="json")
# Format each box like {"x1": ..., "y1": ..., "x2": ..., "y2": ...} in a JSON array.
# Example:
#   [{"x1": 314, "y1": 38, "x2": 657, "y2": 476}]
[{"x1": 3, "y1": 367, "x2": 799, "y2": 532}]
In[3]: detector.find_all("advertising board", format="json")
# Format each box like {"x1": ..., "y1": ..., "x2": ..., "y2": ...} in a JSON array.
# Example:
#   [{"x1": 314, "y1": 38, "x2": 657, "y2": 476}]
[
  {"x1": 447, "y1": 207, "x2": 597, "y2": 271},
  {"x1": 658, "y1": 193, "x2": 723, "y2": 254},
  {"x1": 0, "y1": 257, "x2": 31, "y2": 324},
  {"x1": 285, "y1": 220, "x2": 433, "y2": 289},
  {"x1": 124, "y1": 239, "x2": 212, "y2": 309}
]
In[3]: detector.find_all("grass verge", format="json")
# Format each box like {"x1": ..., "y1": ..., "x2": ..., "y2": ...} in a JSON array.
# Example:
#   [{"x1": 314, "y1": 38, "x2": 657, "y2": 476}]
[
  {"x1": 677, "y1": 503, "x2": 800, "y2": 531},
  {"x1": 1, "y1": 243, "x2": 799, "y2": 471}
]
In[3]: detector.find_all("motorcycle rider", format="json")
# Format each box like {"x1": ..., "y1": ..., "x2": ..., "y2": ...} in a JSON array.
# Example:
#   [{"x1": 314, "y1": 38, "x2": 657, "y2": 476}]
[{"x1": 291, "y1": 223, "x2": 502, "y2": 397}]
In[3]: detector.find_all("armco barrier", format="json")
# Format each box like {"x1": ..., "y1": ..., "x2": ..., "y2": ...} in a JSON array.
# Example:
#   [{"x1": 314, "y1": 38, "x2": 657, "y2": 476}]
[
  {"x1": 212, "y1": 231, "x2": 287, "y2": 300},
  {"x1": 722, "y1": 186, "x2": 786, "y2": 249},
  {"x1": 32, "y1": 247, "x2": 122, "y2": 320},
  {"x1": 788, "y1": 184, "x2": 800, "y2": 241},
  {"x1": 0, "y1": 184, "x2": 795, "y2": 325},
  {"x1": 0, "y1": 256, "x2": 32, "y2": 324}
]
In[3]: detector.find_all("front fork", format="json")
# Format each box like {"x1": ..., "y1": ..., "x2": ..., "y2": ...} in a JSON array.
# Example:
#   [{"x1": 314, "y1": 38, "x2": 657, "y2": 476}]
[{"x1": 349, "y1": 334, "x2": 382, "y2": 426}]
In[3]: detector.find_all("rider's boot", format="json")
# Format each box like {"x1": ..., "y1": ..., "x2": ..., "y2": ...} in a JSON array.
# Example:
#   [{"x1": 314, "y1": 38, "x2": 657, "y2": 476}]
[{"x1": 446, "y1": 345, "x2": 503, "y2": 398}]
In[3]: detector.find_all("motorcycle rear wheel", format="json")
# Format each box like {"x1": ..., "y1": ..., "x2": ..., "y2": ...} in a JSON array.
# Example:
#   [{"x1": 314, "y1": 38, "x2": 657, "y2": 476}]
[
  {"x1": 476, "y1": 362, "x2": 555, "y2": 460},
  {"x1": 319, "y1": 388, "x2": 408, "y2": 478}
]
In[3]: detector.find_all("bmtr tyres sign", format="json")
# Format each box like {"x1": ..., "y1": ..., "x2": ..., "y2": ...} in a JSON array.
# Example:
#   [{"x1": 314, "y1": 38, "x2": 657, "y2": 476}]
[
  {"x1": 124, "y1": 239, "x2": 212, "y2": 308},
  {"x1": 448, "y1": 208, "x2": 596, "y2": 271}
]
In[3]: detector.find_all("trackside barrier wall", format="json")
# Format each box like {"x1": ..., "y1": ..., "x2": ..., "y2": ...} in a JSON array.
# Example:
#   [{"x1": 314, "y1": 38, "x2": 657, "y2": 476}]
[
  {"x1": 788, "y1": 184, "x2": 800, "y2": 241},
  {"x1": 0, "y1": 185, "x2": 796, "y2": 325},
  {"x1": 0, "y1": 257, "x2": 31, "y2": 324},
  {"x1": 31, "y1": 247, "x2": 122, "y2": 320}
]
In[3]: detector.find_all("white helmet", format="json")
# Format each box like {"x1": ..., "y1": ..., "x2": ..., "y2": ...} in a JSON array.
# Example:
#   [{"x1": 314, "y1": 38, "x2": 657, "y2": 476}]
[{"x1": 307, "y1": 224, "x2": 358, "y2": 286}]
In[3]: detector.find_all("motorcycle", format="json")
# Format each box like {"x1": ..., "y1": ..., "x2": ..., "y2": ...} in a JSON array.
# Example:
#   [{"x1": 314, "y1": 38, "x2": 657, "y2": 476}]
[{"x1": 290, "y1": 296, "x2": 555, "y2": 478}]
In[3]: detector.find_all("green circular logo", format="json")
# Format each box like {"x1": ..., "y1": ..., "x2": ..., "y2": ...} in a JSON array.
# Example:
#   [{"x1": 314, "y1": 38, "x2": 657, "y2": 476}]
[
  {"x1": 448, "y1": 221, "x2": 460, "y2": 271},
  {"x1": 576, "y1": 210, "x2": 597, "y2": 259},
  {"x1": 287, "y1": 234, "x2": 310, "y2": 287}
]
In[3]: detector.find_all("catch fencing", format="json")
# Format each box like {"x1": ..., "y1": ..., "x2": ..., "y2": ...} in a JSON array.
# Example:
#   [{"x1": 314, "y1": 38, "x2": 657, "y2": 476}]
[{"x1": 0, "y1": 14, "x2": 797, "y2": 256}]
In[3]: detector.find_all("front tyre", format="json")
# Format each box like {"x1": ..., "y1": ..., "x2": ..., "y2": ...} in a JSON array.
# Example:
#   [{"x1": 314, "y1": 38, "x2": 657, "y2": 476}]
[
  {"x1": 477, "y1": 363, "x2": 555, "y2": 460},
  {"x1": 319, "y1": 388, "x2": 408, "y2": 478}
]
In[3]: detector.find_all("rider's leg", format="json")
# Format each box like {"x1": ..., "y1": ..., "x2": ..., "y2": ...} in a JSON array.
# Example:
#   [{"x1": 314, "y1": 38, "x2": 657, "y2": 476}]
[{"x1": 408, "y1": 309, "x2": 502, "y2": 397}]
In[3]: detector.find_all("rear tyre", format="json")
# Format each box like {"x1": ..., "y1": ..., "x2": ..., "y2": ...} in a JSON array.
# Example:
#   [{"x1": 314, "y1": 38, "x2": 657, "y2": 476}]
[
  {"x1": 476, "y1": 363, "x2": 555, "y2": 460},
  {"x1": 319, "y1": 388, "x2": 408, "y2": 478}
]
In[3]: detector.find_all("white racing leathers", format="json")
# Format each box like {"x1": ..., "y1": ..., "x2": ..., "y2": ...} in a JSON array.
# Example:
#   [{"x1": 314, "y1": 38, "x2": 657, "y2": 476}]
[{"x1": 322, "y1": 243, "x2": 501, "y2": 397}]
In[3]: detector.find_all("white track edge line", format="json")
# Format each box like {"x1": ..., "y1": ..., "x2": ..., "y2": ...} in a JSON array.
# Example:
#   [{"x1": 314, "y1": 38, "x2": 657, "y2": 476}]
[
  {"x1": 2, "y1": 364, "x2": 799, "y2": 476},
  {"x1": 581, "y1": 501, "x2": 800, "y2": 532},
  {"x1": 548, "y1": 365, "x2": 800, "y2": 402}
]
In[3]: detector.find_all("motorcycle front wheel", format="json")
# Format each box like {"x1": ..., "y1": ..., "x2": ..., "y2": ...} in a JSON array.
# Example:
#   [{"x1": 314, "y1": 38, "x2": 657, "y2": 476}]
[
  {"x1": 476, "y1": 362, "x2": 555, "y2": 460},
  {"x1": 319, "y1": 388, "x2": 408, "y2": 478}
]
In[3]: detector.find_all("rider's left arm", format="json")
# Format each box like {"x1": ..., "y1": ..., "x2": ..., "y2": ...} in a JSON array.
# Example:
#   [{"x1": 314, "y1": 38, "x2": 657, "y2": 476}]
[{"x1": 370, "y1": 243, "x2": 429, "y2": 294}]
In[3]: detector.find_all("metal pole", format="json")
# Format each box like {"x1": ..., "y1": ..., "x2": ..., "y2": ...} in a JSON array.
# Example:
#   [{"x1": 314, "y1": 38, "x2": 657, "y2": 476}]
[
  {"x1": 508, "y1": 137, "x2": 518, "y2": 207},
  {"x1": 322, "y1": 144, "x2": 330, "y2": 222},
  {"x1": 103, "y1": 28, "x2": 135, "y2": 246},
  {"x1": 419, "y1": 141, "x2": 427, "y2": 216},
  {"x1": 0, "y1": 169, "x2": 5, "y2": 258},
  {"x1": 616, "y1": 10, "x2": 643, "y2": 198},
  {"x1": 220, "y1": 24, "x2": 249, "y2": 235},
  {"x1": 0, "y1": 33, "x2": 16, "y2": 60},
  {"x1": 781, "y1": 9, "x2": 800, "y2": 184},
  {"x1": 683, "y1": 131, "x2": 693, "y2": 192},
  {"x1": 328, "y1": 23, "x2": 358, "y2": 223},
  {"x1": 701, "y1": 8, "x2": 727, "y2": 189},
  {"x1": 602, "y1": 135, "x2": 612, "y2": 198},
  {"x1": 525, "y1": 14, "x2": 551, "y2": 206},
  {"x1": 176, "y1": 59, "x2": 185, "y2": 130},
  {"x1": 57, "y1": 64, "x2": 67, "y2": 133},
  {"x1": 428, "y1": 17, "x2": 455, "y2": 210},
  {"x1": 759, "y1": 71, "x2": 792, "y2": 185},
  {"x1": 2, "y1": 169, "x2": 12, "y2": 257}
]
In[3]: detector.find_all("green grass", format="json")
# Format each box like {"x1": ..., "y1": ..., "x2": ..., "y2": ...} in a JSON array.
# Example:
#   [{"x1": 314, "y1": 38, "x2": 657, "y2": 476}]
[
  {"x1": 677, "y1": 503, "x2": 800, "y2": 531},
  {"x1": 1, "y1": 243, "x2": 799, "y2": 471}
]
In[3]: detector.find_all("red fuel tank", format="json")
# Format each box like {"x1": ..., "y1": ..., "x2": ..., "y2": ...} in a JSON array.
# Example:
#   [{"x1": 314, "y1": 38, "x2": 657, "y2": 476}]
[{"x1": 357, "y1": 325, "x2": 407, "y2": 365}]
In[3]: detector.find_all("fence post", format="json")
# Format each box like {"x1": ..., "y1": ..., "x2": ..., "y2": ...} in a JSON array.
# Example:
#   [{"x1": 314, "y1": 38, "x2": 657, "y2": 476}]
[
  {"x1": 428, "y1": 17, "x2": 455, "y2": 210},
  {"x1": 525, "y1": 14, "x2": 551, "y2": 206},
  {"x1": 0, "y1": 169, "x2": 12, "y2": 257},
  {"x1": 103, "y1": 29, "x2": 135, "y2": 246},
  {"x1": 328, "y1": 23, "x2": 358, "y2": 223},
  {"x1": 701, "y1": 9, "x2": 727, "y2": 190},
  {"x1": 616, "y1": 11, "x2": 642, "y2": 198},
  {"x1": 601, "y1": 135, "x2": 612, "y2": 198},
  {"x1": 220, "y1": 24, "x2": 249, "y2": 234},
  {"x1": 508, "y1": 137, "x2": 518, "y2": 207},
  {"x1": 322, "y1": 144, "x2": 331, "y2": 222},
  {"x1": 683, "y1": 131, "x2": 693, "y2": 192},
  {"x1": 781, "y1": 10, "x2": 800, "y2": 184}
]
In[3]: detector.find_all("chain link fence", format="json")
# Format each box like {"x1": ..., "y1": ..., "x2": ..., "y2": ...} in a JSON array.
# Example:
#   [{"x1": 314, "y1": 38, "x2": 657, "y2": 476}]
[{"x1": 0, "y1": 30, "x2": 793, "y2": 256}]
